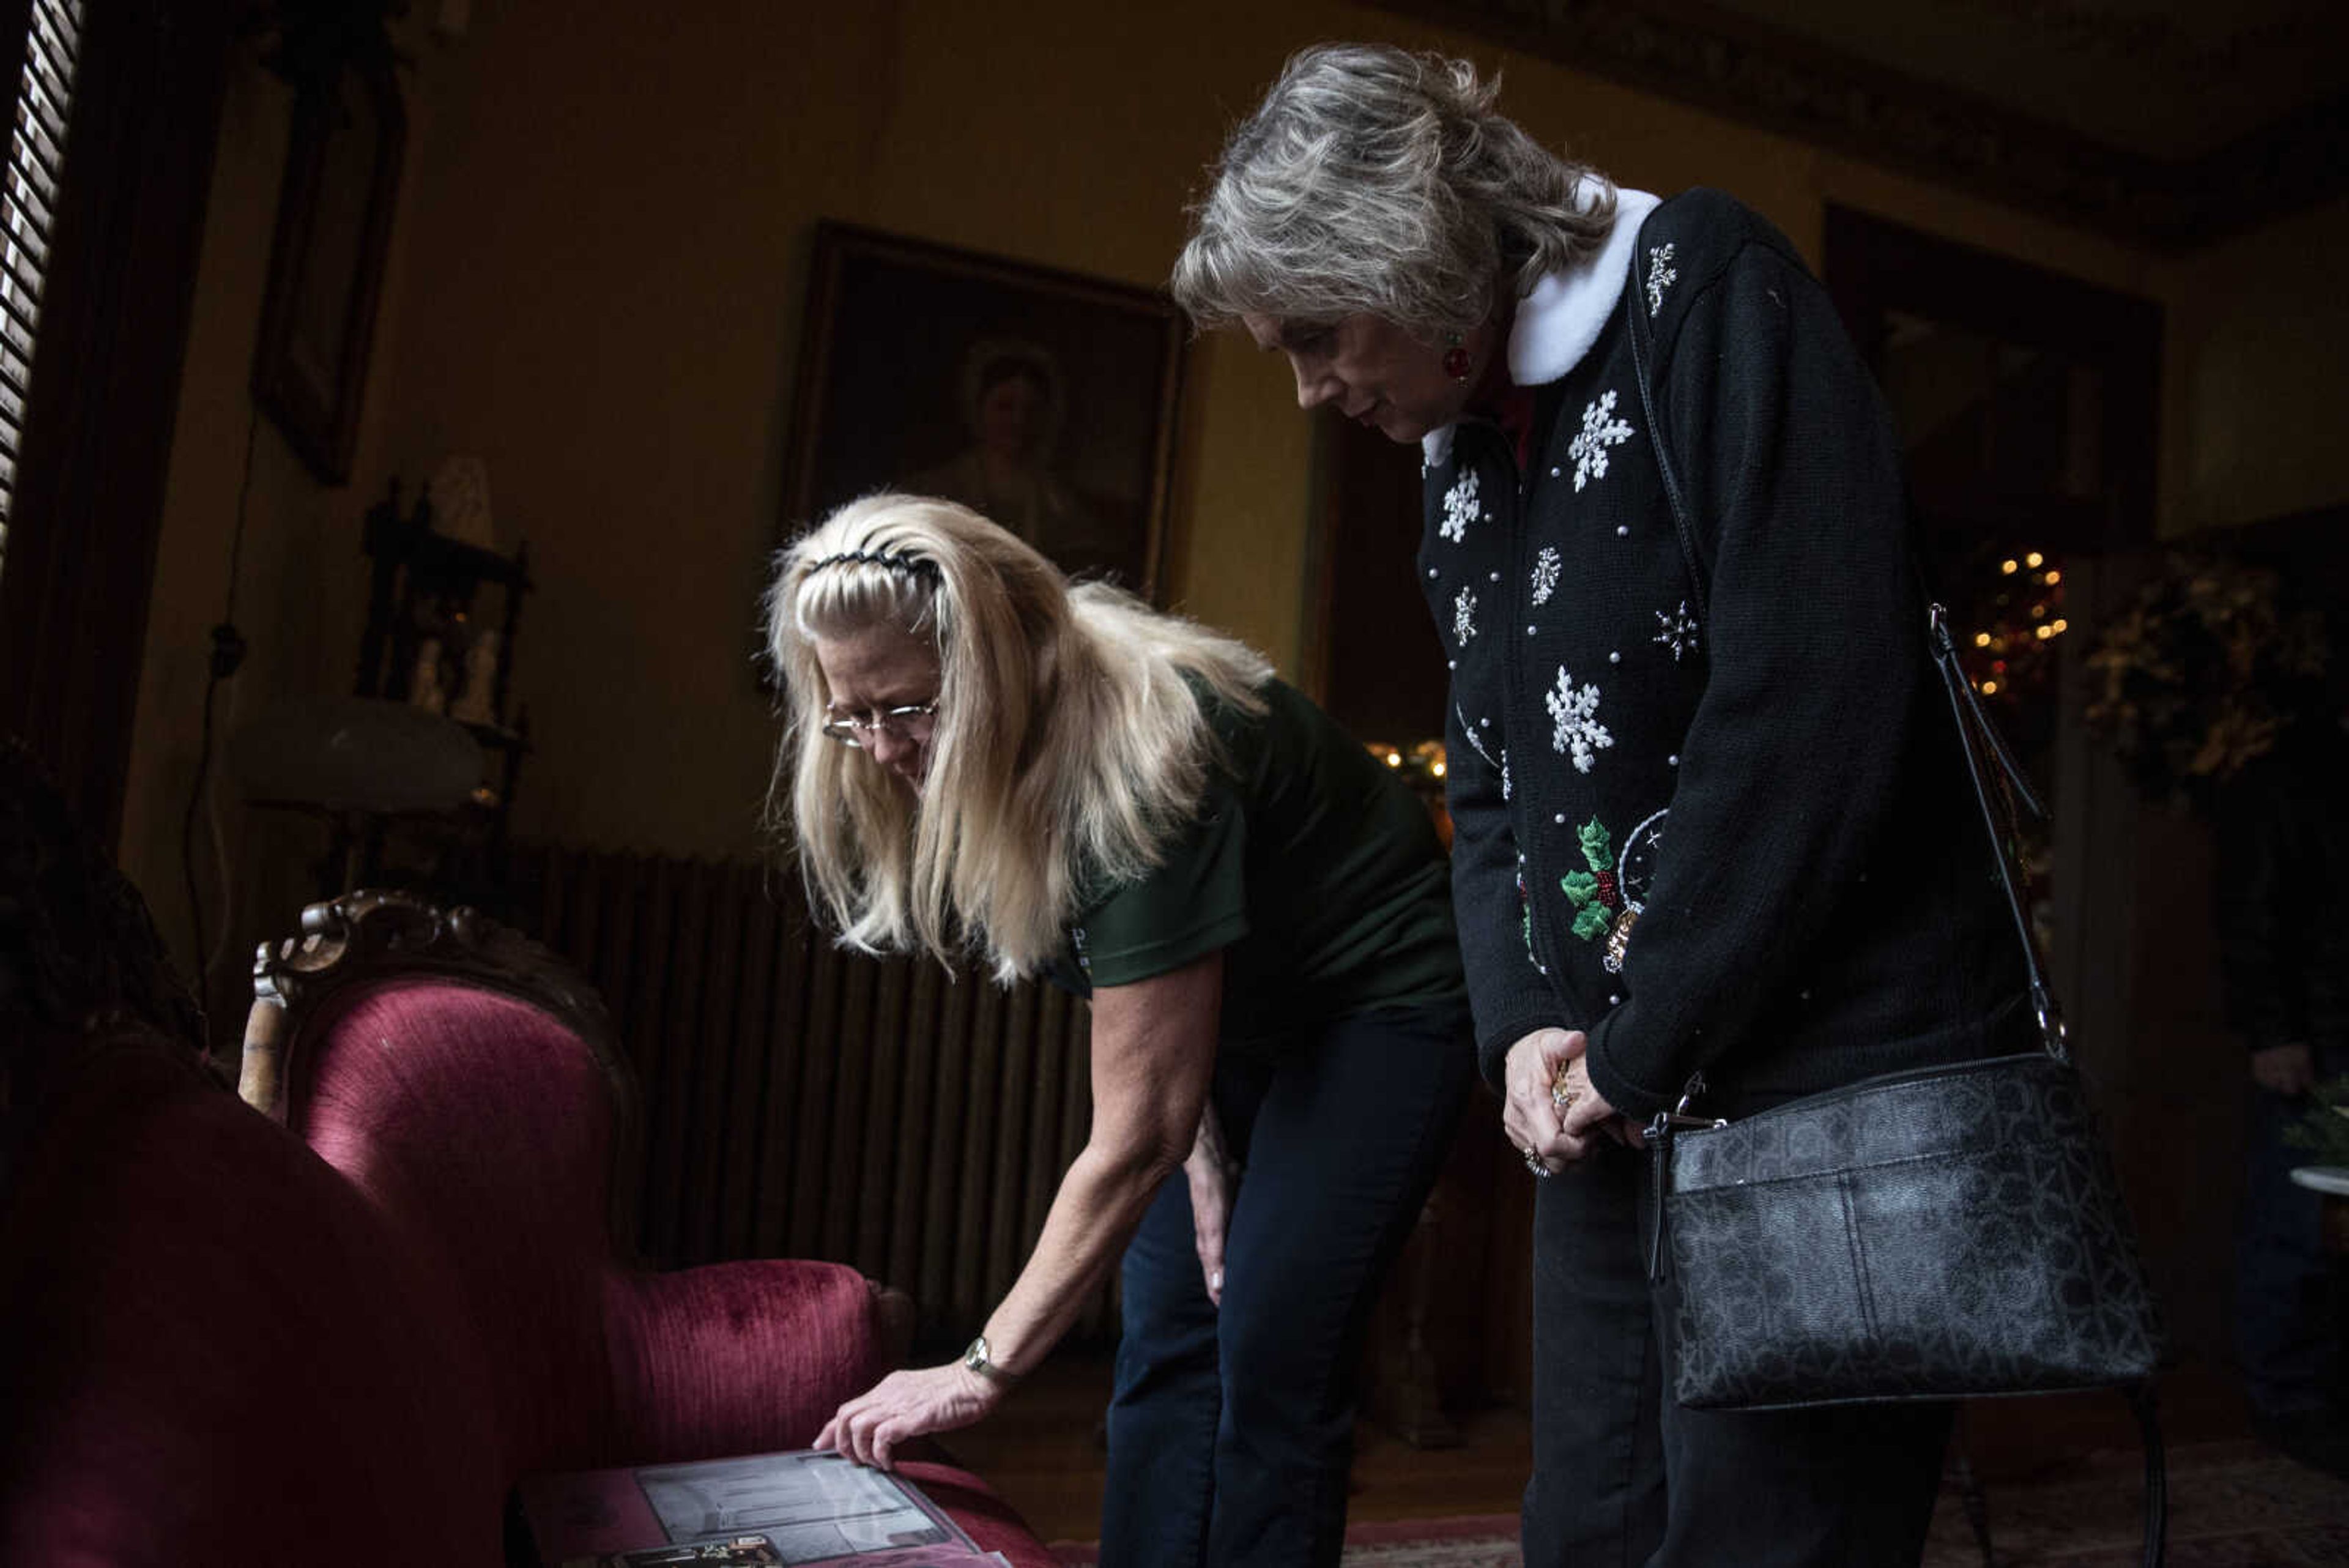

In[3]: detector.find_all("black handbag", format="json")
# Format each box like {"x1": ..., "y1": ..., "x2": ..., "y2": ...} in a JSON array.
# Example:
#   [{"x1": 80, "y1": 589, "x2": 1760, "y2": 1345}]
[
  {"x1": 1626, "y1": 239, "x2": 2169, "y2": 1563},
  {"x1": 1640, "y1": 611, "x2": 2168, "y2": 1410}
]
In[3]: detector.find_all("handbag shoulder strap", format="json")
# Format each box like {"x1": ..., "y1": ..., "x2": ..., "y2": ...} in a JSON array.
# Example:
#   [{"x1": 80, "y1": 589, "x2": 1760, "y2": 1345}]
[
  {"x1": 1624, "y1": 226, "x2": 2066, "y2": 1064},
  {"x1": 1625, "y1": 230, "x2": 1709, "y2": 634},
  {"x1": 1925, "y1": 608, "x2": 2070, "y2": 1063}
]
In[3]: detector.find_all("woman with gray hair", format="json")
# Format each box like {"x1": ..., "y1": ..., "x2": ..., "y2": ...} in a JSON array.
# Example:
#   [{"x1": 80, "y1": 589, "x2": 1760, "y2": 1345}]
[
  {"x1": 770, "y1": 494, "x2": 1474, "y2": 1566},
  {"x1": 1176, "y1": 44, "x2": 2030, "y2": 1566}
]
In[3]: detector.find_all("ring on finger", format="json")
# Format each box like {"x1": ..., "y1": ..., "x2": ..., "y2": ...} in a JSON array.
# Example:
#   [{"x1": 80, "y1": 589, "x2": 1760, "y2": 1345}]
[
  {"x1": 1551, "y1": 1065, "x2": 1579, "y2": 1112},
  {"x1": 1521, "y1": 1146, "x2": 1551, "y2": 1178}
]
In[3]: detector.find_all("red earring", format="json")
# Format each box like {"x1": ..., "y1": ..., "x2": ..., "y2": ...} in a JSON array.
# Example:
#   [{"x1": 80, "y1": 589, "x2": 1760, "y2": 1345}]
[{"x1": 1443, "y1": 338, "x2": 1472, "y2": 382}]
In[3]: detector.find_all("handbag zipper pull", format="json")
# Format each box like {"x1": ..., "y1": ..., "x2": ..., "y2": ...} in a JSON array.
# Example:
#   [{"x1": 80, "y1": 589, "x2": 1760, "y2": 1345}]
[
  {"x1": 2033, "y1": 979, "x2": 2071, "y2": 1064},
  {"x1": 1645, "y1": 1072, "x2": 1711, "y2": 1282},
  {"x1": 1675, "y1": 1072, "x2": 1707, "y2": 1117},
  {"x1": 1646, "y1": 1112, "x2": 1672, "y2": 1283}
]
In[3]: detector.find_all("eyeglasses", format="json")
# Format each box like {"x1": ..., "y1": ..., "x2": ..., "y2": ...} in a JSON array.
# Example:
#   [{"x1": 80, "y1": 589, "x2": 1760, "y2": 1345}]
[{"x1": 820, "y1": 701, "x2": 938, "y2": 747}]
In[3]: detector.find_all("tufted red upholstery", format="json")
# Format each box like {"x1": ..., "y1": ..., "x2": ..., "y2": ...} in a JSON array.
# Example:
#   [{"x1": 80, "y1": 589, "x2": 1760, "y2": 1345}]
[
  {"x1": 0, "y1": 975, "x2": 1054, "y2": 1566},
  {"x1": 295, "y1": 978, "x2": 895, "y2": 1471}
]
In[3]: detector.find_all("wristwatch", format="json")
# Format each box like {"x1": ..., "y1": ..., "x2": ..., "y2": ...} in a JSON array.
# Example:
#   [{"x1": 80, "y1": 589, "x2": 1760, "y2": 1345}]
[{"x1": 962, "y1": 1334, "x2": 1015, "y2": 1386}]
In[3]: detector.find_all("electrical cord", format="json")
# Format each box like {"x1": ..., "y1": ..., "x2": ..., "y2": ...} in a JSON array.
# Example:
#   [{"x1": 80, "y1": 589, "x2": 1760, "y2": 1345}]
[{"x1": 180, "y1": 407, "x2": 258, "y2": 996}]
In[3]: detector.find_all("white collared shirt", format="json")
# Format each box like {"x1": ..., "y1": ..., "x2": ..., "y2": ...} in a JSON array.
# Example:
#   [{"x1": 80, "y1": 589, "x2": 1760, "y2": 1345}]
[{"x1": 1422, "y1": 184, "x2": 1663, "y2": 470}]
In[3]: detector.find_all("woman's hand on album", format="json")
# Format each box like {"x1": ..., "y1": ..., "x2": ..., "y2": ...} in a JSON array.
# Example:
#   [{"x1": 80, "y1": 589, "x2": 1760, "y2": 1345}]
[
  {"x1": 814, "y1": 1362, "x2": 1004, "y2": 1471},
  {"x1": 1185, "y1": 1104, "x2": 1237, "y2": 1307}
]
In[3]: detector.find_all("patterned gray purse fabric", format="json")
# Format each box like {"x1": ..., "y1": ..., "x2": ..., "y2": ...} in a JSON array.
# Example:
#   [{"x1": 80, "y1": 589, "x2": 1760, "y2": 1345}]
[{"x1": 1653, "y1": 1045, "x2": 2164, "y2": 1410}]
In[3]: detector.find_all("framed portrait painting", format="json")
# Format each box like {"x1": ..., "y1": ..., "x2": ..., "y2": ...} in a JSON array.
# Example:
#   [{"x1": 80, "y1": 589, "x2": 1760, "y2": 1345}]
[
  {"x1": 780, "y1": 225, "x2": 1188, "y2": 598},
  {"x1": 250, "y1": 54, "x2": 406, "y2": 486}
]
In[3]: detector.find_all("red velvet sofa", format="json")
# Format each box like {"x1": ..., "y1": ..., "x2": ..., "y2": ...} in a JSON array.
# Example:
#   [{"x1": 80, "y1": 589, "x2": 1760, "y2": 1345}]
[{"x1": 0, "y1": 890, "x2": 1053, "y2": 1567}]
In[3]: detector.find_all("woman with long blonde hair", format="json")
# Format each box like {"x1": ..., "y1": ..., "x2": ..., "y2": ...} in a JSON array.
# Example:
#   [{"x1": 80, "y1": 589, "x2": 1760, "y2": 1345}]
[{"x1": 770, "y1": 493, "x2": 1472, "y2": 1566}]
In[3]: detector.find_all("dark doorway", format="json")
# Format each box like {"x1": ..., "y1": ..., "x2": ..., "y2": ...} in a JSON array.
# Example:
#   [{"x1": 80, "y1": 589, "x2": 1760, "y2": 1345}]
[
  {"x1": 1302, "y1": 412, "x2": 1447, "y2": 749},
  {"x1": 1825, "y1": 205, "x2": 2162, "y2": 786}
]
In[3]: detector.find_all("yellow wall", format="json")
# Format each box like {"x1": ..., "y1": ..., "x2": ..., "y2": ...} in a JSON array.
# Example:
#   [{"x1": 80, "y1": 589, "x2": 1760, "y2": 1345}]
[
  {"x1": 117, "y1": 0, "x2": 2349, "y2": 990},
  {"x1": 116, "y1": 39, "x2": 426, "y2": 1005}
]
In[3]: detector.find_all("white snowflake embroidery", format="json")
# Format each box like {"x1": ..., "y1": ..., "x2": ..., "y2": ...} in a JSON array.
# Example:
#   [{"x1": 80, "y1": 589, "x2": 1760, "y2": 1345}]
[
  {"x1": 1454, "y1": 704, "x2": 1496, "y2": 767},
  {"x1": 1653, "y1": 601, "x2": 1699, "y2": 661},
  {"x1": 1646, "y1": 243, "x2": 1678, "y2": 317},
  {"x1": 1569, "y1": 392, "x2": 1635, "y2": 492},
  {"x1": 1501, "y1": 749, "x2": 1512, "y2": 801},
  {"x1": 1544, "y1": 667, "x2": 1614, "y2": 773},
  {"x1": 1452, "y1": 585, "x2": 1478, "y2": 647},
  {"x1": 1530, "y1": 546, "x2": 1562, "y2": 606},
  {"x1": 1439, "y1": 469, "x2": 1482, "y2": 543}
]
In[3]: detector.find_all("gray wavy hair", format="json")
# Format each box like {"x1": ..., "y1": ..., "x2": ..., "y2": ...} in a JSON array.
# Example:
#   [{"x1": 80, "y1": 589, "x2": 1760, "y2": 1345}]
[{"x1": 1171, "y1": 43, "x2": 1617, "y2": 340}]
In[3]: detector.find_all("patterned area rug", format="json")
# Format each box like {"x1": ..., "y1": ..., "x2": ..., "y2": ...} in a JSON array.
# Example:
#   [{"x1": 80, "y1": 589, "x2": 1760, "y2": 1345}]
[
  {"x1": 1047, "y1": 1515, "x2": 1518, "y2": 1566},
  {"x1": 1048, "y1": 1441, "x2": 2349, "y2": 1566},
  {"x1": 1920, "y1": 1438, "x2": 2349, "y2": 1566},
  {"x1": 1329, "y1": 1515, "x2": 1520, "y2": 1565}
]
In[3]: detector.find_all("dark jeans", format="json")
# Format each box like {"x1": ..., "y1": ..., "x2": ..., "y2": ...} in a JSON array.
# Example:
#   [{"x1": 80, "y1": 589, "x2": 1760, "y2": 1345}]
[
  {"x1": 2238, "y1": 1043, "x2": 2348, "y2": 1419},
  {"x1": 1524, "y1": 1142, "x2": 1954, "y2": 1568},
  {"x1": 1099, "y1": 1001, "x2": 1474, "y2": 1567}
]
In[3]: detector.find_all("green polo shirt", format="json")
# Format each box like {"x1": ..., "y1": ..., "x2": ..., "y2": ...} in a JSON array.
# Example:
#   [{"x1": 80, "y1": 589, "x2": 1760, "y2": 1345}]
[{"x1": 1050, "y1": 678, "x2": 1465, "y2": 1046}]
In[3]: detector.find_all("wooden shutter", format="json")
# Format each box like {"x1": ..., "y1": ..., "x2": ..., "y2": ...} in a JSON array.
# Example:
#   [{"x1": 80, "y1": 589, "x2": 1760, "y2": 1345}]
[{"x1": 0, "y1": 0, "x2": 80, "y2": 570}]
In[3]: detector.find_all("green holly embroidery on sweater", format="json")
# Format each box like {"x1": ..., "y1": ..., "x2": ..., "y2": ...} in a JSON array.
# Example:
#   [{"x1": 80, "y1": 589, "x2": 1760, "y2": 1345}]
[
  {"x1": 1564, "y1": 875, "x2": 1613, "y2": 940},
  {"x1": 1562, "y1": 816, "x2": 1624, "y2": 943},
  {"x1": 1576, "y1": 817, "x2": 1612, "y2": 872}
]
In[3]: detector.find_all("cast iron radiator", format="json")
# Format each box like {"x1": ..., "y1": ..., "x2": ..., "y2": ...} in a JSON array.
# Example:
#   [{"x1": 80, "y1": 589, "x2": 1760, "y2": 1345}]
[{"x1": 510, "y1": 844, "x2": 1107, "y2": 1345}]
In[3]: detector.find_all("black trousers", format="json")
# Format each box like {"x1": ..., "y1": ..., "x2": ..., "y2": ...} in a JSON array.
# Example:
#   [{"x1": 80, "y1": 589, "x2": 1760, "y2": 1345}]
[
  {"x1": 1100, "y1": 1000, "x2": 1475, "y2": 1567},
  {"x1": 1522, "y1": 1141, "x2": 1953, "y2": 1567}
]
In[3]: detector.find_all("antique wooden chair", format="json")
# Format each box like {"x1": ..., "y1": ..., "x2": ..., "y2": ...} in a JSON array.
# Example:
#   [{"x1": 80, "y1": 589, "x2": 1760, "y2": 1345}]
[{"x1": 1, "y1": 883, "x2": 1051, "y2": 1565}]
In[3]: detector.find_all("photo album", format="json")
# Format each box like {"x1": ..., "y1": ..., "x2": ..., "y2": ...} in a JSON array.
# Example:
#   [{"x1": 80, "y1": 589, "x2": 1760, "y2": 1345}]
[{"x1": 515, "y1": 1447, "x2": 1014, "y2": 1567}]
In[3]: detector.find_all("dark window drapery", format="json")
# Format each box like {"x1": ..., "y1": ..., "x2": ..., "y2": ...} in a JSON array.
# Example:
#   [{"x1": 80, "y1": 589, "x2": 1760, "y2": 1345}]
[{"x1": 0, "y1": 0, "x2": 233, "y2": 845}]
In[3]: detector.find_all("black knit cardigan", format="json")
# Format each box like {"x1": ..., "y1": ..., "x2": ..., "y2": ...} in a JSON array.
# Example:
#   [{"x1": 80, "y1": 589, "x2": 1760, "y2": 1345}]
[{"x1": 1418, "y1": 188, "x2": 2028, "y2": 1120}]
